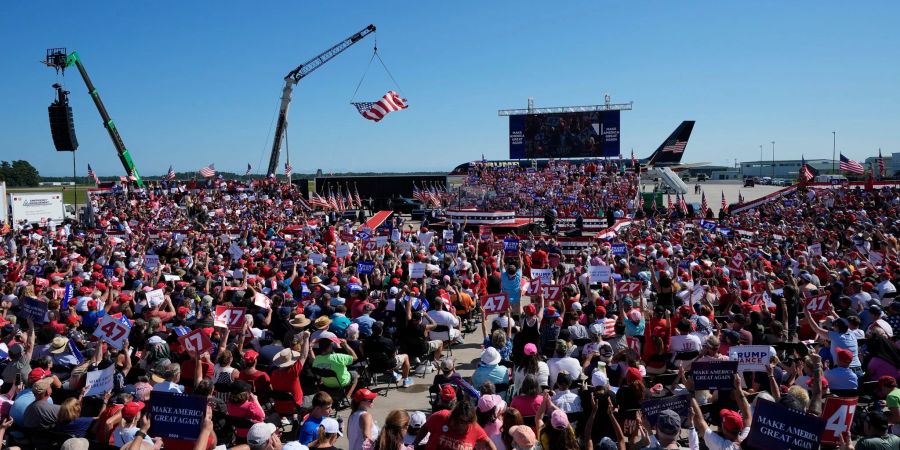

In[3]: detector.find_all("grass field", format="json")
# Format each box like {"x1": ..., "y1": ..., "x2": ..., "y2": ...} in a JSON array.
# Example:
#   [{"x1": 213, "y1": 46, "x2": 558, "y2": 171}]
[{"x1": 7, "y1": 186, "x2": 90, "y2": 205}]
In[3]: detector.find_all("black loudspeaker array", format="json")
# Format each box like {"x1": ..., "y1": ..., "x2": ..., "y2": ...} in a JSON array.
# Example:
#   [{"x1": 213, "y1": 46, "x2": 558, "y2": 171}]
[{"x1": 48, "y1": 85, "x2": 78, "y2": 152}]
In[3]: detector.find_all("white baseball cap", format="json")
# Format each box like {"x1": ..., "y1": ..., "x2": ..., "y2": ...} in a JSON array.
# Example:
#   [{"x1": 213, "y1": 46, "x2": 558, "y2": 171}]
[{"x1": 320, "y1": 417, "x2": 342, "y2": 436}]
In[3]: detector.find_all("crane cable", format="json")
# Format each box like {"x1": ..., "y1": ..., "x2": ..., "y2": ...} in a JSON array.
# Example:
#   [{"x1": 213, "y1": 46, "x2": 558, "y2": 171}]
[{"x1": 349, "y1": 34, "x2": 404, "y2": 102}]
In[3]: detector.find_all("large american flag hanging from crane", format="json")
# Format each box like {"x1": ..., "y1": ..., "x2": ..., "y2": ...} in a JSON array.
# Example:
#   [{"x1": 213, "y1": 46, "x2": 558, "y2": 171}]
[{"x1": 352, "y1": 91, "x2": 408, "y2": 122}]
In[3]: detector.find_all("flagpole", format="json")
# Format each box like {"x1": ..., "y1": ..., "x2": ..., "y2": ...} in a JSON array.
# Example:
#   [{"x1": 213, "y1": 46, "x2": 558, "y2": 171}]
[{"x1": 832, "y1": 131, "x2": 836, "y2": 174}]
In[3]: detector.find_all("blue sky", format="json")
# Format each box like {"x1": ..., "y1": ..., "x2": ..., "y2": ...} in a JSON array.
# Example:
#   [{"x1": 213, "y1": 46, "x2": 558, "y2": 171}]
[{"x1": 2, "y1": 2, "x2": 898, "y2": 177}]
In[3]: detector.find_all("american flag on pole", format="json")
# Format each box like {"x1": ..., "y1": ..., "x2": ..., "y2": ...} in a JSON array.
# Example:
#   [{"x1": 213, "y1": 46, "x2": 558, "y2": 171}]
[
  {"x1": 631, "y1": 149, "x2": 638, "y2": 169},
  {"x1": 310, "y1": 192, "x2": 331, "y2": 209},
  {"x1": 166, "y1": 165, "x2": 176, "y2": 181},
  {"x1": 199, "y1": 164, "x2": 216, "y2": 178},
  {"x1": 354, "y1": 187, "x2": 362, "y2": 210},
  {"x1": 839, "y1": 154, "x2": 864, "y2": 175},
  {"x1": 667, "y1": 193, "x2": 673, "y2": 213},
  {"x1": 284, "y1": 162, "x2": 293, "y2": 178},
  {"x1": 879, "y1": 149, "x2": 885, "y2": 178},
  {"x1": 87, "y1": 164, "x2": 99, "y2": 185},
  {"x1": 352, "y1": 91, "x2": 408, "y2": 122},
  {"x1": 678, "y1": 193, "x2": 688, "y2": 215},
  {"x1": 701, "y1": 192, "x2": 708, "y2": 216},
  {"x1": 799, "y1": 155, "x2": 815, "y2": 182},
  {"x1": 245, "y1": 163, "x2": 252, "y2": 176},
  {"x1": 721, "y1": 191, "x2": 728, "y2": 213}
]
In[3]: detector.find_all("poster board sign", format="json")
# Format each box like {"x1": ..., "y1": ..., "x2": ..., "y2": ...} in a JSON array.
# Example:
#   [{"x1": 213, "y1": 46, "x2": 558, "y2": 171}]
[
  {"x1": 541, "y1": 285, "x2": 562, "y2": 302},
  {"x1": 409, "y1": 262, "x2": 426, "y2": 279},
  {"x1": 375, "y1": 235, "x2": 389, "y2": 248},
  {"x1": 821, "y1": 397, "x2": 858, "y2": 445},
  {"x1": 479, "y1": 226, "x2": 492, "y2": 241},
  {"x1": 84, "y1": 365, "x2": 115, "y2": 397},
  {"x1": 503, "y1": 238, "x2": 519, "y2": 255},
  {"x1": 228, "y1": 243, "x2": 243, "y2": 260},
  {"x1": 23, "y1": 297, "x2": 47, "y2": 323},
  {"x1": 444, "y1": 243, "x2": 458, "y2": 253},
  {"x1": 149, "y1": 391, "x2": 207, "y2": 440},
  {"x1": 92, "y1": 315, "x2": 132, "y2": 350},
  {"x1": 144, "y1": 255, "x2": 160, "y2": 270},
  {"x1": 526, "y1": 278, "x2": 542, "y2": 296},
  {"x1": 808, "y1": 243, "x2": 822, "y2": 257},
  {"x1": 869, "y1": 251, "x2": 884, "y2": 266},
  {"x1": 611, "y1": 243, "x2": 627, "y2": 255},
  {"x1": 214, "y1": 306, "x2": 247, "y2": 330},
  {"x1": 253, "y1": 293, "x2": 272, "y2": 309},
  {"x1": 589, "y1": 265, "x2": 611, "y2": 283},
  {"x1": 640, "y1": 393, "x2": 691, "y2": 426},
  {"x1": 804, "y1": 294, "x2": 829, "y2": 314},
  {"x1": 357, "y1": 261, "x2": 375, "y2": 275},
  {"x1": 559, "y1": 271, "x2": 575, "y2": 287},
  {"x1": 309, "y1": 253, "x2": 324, "y2": 265},
  {"x1": 530, "y1": 268, "x2": 552, "y2": 285},
  {"x1": 178, "y1": 328, "x2": 214, "y2": 356},
  {"x1": 690, "y1": 360, "x2": 738, "y2": 390},
  {"x1": 746, "y1": 399, "x2": 824, "y2": 450},
  {"x1": 728, "y1": 345, "x2": 773, "y2": 372},
  {"x1": 482, "y1": 293, "x2": 509, "y2": 315},
  {"x1": 730, "y1": 252, "x2": 744, "y2": 269},
  {"x1": 363, "y1": 240, "x2": 377, "y2": 251},
  {"x1": 616, "y1": 281, "x2": 643, "y2": 298},
  {"x1": 442, "y1": 229, "x2": 454, "y2": 241},
  {"x1": 146, "y1": 289, "x2": 165, "y2": 308},
  {"x1": 335, "y1": 244, "x2": 350, "y2": 258}
]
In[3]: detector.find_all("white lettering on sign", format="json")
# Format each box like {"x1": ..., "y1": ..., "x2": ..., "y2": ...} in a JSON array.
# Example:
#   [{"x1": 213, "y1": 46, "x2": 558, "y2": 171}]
[{"x1": 482, "y1": 293, "x2": 509, "y2": 315}]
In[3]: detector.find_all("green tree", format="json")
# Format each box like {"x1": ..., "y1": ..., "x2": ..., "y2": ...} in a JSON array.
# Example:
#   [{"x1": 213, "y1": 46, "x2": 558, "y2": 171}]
[{"x1": 0, "y1": 160, "x2": 40, "y2": 187}]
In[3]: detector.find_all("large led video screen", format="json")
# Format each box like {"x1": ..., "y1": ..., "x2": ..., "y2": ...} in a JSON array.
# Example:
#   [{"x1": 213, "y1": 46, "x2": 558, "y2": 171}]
[{"x1": 509, "y1": 110, "x2": 620, "y2": 159}]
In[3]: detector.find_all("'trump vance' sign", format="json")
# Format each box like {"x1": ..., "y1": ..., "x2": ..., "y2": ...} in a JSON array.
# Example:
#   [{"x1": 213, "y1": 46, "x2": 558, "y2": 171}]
[{"x1": 728, "y1": 345, "x2": 773, "y2": 372}]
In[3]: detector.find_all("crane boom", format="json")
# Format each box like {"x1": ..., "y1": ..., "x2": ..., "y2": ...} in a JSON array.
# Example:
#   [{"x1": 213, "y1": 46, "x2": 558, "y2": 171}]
[
  {"x1": 44, "y1": 49, "x2": 144, "y2": 187},
  {"x1": 266, "y1": 24, "x2": 376, "y2": 176}
]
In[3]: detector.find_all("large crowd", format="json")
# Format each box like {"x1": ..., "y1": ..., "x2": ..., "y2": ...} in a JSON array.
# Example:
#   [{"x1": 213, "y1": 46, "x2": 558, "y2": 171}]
[
  {"x1": 0, "y1": 170, "x2": 899, "y2": 450},
  {"x1": 455, "y1": 160, "x2": 639, "y2": 218}
]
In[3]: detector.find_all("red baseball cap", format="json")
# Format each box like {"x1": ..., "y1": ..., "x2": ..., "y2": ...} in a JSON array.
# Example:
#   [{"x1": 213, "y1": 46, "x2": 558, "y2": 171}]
[
  {"x1": 122, "y1": 401, "x2": 145, "y2": 420},
  {"x1": 720, "y1": 409, "x2": 743, "y2": 432},
  {"x1": 353, "y1": 388, "x2": 377, "y2": 403},
  {"x1": 440, "y1": 385, "x2": 456, "y2": 401},
  {"x1": 28, "y1": 367, "x2": 51, "y2": 383},
  {"x1": 626, "y1": 367, "x2": 643, "y2": 383},
  {"x1": 243, "y1": 350, "x2": 259, "y2": 364}
]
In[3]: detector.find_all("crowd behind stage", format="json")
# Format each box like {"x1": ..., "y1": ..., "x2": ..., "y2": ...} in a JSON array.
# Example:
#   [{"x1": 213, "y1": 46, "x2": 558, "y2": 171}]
[
  {"x1": 0, "y1": 169, "x2": 900, "y2": 450},
  {"x1": 455, "y1": 160, "x2": 641, "y2": 218}
]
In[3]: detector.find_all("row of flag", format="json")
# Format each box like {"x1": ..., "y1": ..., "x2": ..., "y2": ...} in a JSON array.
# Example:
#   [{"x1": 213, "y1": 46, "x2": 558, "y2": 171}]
[
  {"x1": 798, "y1": 150, "x2": 886, "y2": 180},
  {"x1": 657, "y1": 190, "x2": 735, "y2": 215},
  {"x1": 413, "y1": 183, "x2": 449, "y2": 207},
  {"x1": 308, "y1": 186, "x2": 363, "y2": 211}
]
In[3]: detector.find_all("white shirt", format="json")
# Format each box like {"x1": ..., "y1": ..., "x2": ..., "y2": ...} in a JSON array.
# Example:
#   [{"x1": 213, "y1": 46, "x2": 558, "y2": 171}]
[
  {"x1": 870, "y1": 319, "x2": 894, "y2": 337},
  {"x1": 703, "y1": 427, "x2": 749, "y2": 450},
  {"x1": 513, "y1": 362, "x2": 550, "y2": 394},
  {"x1": 551, "y1": 389, "x2": 582, "y2": 413},
  {"x1": 878, "y1": 280, "x2": 897, "y2": 299},
  {"x1": 547, "y1": 357, "x2": 582, "y2": 388},
  {"x1": 428, "y1": 310, "x2": 459, "y2": 328},
  {"x1": 670, "y1": 334, "x2": 703, "y2": 353}
]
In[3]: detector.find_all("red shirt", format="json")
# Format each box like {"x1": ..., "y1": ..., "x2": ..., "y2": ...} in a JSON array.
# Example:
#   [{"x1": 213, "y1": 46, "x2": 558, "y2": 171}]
[
  {"x1": 180, "y1": 359, "x2": 213, "y2": 393},
  {"x1": 423, "y1": 409, "x2": 489, "y2": 450},
  {"x1": 239, "y1": 369, "x2": 271, "y2": 399},
  {"x1": 270, "y1": 358, "x2": 303, "y2": 414}
]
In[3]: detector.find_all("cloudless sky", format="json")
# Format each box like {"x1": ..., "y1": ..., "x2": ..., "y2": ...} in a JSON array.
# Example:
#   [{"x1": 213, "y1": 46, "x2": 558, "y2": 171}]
[{"x1": 2, "y1": 2, "x2": 898, "y2": 177}]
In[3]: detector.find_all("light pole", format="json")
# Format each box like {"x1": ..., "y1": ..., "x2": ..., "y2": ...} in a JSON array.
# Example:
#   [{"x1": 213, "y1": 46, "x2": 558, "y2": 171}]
[
  {"x1": 832, "y1": 131, "x2": 836, "y2": 174},
  {"x1": 771, "y1": 141, "x2": 775, "y2": 178},
  {"x1": 759, "y1": 144, "x2": 763, "y2": 177}
]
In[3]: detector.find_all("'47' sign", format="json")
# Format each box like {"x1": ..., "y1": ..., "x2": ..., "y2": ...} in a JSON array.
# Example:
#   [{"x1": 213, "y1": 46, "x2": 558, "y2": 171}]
[
  {"x1": 805, "y1": 294, "x2": 829, "y2": 314},
  {"x1": 92, "y1": 315, "x2": 132, "y2": 350},
  {"x1": 482, "y1": 293, "x2": 509, "y2": 315},
  {"x1": 214, "y1": 306, "x2": 247, "y2": 330},
  {"x1": 541, "y1": 285, "x2": 562, "y2": 302},
  {"x1": 178, "y1": 328, "x2": 214, "y2": 356}
]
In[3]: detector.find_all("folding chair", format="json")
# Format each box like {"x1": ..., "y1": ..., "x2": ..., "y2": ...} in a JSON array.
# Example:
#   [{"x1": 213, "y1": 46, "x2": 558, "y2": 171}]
[{"x1": 312, "y1": 366, "x2": 350, "y2": 410}]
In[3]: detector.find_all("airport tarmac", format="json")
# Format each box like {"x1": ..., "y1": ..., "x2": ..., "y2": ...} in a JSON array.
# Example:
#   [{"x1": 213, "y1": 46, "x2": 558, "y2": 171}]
[{"x1": 641, "y1": 180, "x2": 785, "y2": 215}]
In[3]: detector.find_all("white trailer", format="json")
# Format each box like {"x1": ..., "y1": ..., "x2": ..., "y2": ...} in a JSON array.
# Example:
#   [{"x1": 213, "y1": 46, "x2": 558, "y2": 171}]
[
  {"x1": 0, "y1": 182, "x2": 6, "y2": 225},
  {"x1": 8, "y1": 192, "x2": 65, "y2": 225}
]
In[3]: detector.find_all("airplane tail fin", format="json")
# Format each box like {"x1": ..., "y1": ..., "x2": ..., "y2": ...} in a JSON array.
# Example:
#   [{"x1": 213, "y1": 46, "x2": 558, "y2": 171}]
[{"x1": 646, "y1": 121, "x2": 695, "y2": 167}]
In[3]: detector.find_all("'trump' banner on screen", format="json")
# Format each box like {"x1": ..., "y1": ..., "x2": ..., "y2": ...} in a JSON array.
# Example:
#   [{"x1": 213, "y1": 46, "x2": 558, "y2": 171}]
[{"x1": 508, "y1": 111, "x2": 620, "y2": 159}]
